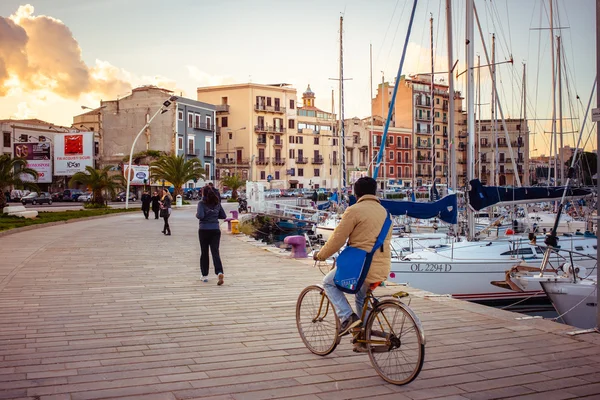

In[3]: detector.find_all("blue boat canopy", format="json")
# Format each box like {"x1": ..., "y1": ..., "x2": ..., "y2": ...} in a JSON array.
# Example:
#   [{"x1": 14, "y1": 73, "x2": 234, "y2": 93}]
[
  {"x1": 468, "y1": 179, "x2": 593, "y2": 211},
  {"x1": 380, "y1": 194, "x2": 457, "y2": 224}
]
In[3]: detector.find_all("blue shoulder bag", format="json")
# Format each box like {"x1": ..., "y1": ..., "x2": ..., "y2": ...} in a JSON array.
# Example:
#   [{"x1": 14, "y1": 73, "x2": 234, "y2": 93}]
[{"x1": 333, "y1": 211, "x2": 392, "y2": 294}]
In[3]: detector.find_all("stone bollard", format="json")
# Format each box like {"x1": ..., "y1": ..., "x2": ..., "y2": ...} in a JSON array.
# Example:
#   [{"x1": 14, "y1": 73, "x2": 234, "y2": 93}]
[
  {"x1": 284, "y1": 235, "x2": 307, "y2": 259},
  {"x1": 230, "y1": 210, "x2": 239, "y2": 220}
]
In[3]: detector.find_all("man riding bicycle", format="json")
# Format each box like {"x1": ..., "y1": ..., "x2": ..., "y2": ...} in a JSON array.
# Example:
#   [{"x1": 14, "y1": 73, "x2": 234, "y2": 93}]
[{"x1": 314, "y1": 177, "x2": 393, "y2": 339}]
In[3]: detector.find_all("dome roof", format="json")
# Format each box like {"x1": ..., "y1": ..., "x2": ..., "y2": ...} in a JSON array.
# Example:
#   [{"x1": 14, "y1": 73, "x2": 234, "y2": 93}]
[{"x1": 303, "y1": 84, "x2": 315, "y2": 97}]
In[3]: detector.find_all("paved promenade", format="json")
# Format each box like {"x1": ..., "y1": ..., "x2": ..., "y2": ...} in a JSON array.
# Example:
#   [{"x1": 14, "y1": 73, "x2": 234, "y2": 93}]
[{"x1": 1, "y1": 206, "x2": 599, "y2": 400}]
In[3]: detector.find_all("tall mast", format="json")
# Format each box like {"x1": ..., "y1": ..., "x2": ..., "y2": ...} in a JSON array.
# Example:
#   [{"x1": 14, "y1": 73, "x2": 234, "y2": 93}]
[
  {"x1": 370, "y1": 43, "x2": 374, "y2": 184},
  {"x1": 338, "y1": 16, "x2": 345, "y2": 198},
  {"x1": 446, "y1": 0, "x2": 456, "y2": 191},
  {"x1": 332, "y1": 89, "x2": 337, "y2": 189},
  {"x1": 430, "y1": 14, "x2": 436, "y2": 188},
  {"x1": 491, "y1": 33, "x2": 498, "y2": 186},
  {"x1": 557, "y1": 35, "x2": 564, "y2": 183},
  {"x1": 477, "y1": 55, "x2": 482, "y2": 182},
  {"x1": 466, "y1": 0, "x2": 475, "y2": 239},
  {"x1": 549, "y1": 0, "x2": 558, "y2": 182},
  {"x1": 523, "y1": 63, "x2": 530, "y2": 185},
  {"x1": 382, "y1": 73, "x2": 386, "y2": 197},
  {"x1": 595, "y1": 0, "x2": 599, "y2": 330}
]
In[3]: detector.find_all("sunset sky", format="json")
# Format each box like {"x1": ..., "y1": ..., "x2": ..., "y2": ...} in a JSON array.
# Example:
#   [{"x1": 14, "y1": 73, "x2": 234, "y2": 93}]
[{"x1": 0, "y1": 0, "x2": 596, "y2": 156}]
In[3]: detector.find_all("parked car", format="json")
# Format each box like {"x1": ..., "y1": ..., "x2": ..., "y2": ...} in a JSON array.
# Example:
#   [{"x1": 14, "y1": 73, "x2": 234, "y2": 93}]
[
  {"x1": 62, "y1": 189, "x2": 84, "y2": 202},
  {"x1": 10, "y1": 189, "x2": 30, "y2": 202},
  {"x1": 286, "y1": 189, "x2": 299, "y2": 197},
  {"x1": 113, "y1": 191, "x2": 137, "y2": 202},
  {"x1": 77, "y1": 192, "x2": 93, "y2": 202},
  {"x1": 51, "y1": 192, "x2": 64, "y2": 201},
  {"x1": 21, "y1": 192, "x2": 52, "y2": 205},
  {"x1": 220, "y1": 190, "x2": 232, "y2": 199}
]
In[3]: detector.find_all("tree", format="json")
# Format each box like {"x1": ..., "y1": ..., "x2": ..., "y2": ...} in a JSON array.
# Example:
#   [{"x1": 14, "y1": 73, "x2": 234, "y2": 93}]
[
  {"x1": 0, "y1": 154, "x2": 39, "y2": 209},
  {"x1": 150, "y1": 155, "x2": 205, "y2": 197},
  {"x1": 221, "y1": 174, "x2": 245, "y2": 200},
  {"x1": 69, "y1": 166, "x2": 125, "y2": 205},
  {"x1": 566, "y1": 152, "x2": 597, "y2": 185}
]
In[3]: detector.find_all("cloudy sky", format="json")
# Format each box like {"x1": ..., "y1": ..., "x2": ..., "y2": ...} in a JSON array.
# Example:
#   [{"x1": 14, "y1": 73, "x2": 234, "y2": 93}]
[{"x1": 0, "y1": 0, "x2": 596, "y2": 156}]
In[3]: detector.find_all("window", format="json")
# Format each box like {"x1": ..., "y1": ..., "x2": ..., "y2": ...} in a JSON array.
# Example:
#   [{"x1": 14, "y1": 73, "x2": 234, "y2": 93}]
[
  {"x1": 405, "y1": 166, "x2": 409, "y2": 176},
  {"x1": 314, "y1": 169, "x2": 320, "y2": 177},
  {"x1": 332, "y1": 138, "x2": 338, "y2": 146},
  {"x1": 290, "y1": 99, "x2": 295, "y2": 109},
  {"x1": 216, "y1": 134, "x2": 220, "y2": 145},
  {"x1": 204, "y1": 163, "x2": 211, "y2": 180},
  {"x1": 289, "y1": 135, "x2": 294, "y2": 144},
  {"x1": 436, "y1": 152, "x2": 440, "y2": 158},
  {"x1": 405, "y1": 137, "x2": 409, "y2": 148},
  {"x1": 388, "y1": 136, "x2": 393, "y2": 144},
  {"x1": 229, "y1": 133, "x2": 232, "y2": 140},
  {"x1": 205, "y1": 137, "x2": 212, "y2": 156},
  {"x1": 436, "y1": 98, "x2": 440, "y2": 104},
  {"x1": 500, "y1": 248, "x2": 534, "y2": 256},
  {"x1": 266, "y1": 97, "x2": 272, "y2": 107},
  {"x1": 296, "y1": 136, "x2": 303, "y2": 144},
  {"x1": 260, "y1": 171, "x2": 266, "y2": 180},
  {"x1": 206, "y1": 115, "x2": 212, "y2": 129},
  {"x1": 188, "y1": 112, "x2": 193, "y2": 127},
  {"x1": 275, "y1": 171, "x2": 280, "y2": 180},
  {"x1": 436, "y1": 138, "x2": 440, "y2": 145},
  {"x1": 3, "y1": 132, "x2": 10, "y2": 148},
  {"x1": 289, "y1": 149, "x2": 295, "y2": 158},
  {"x1": 178, "y1": 110, "x2": 183, "y2": 121},
  {"x1": 389, "y1": 166, "x2": 394, "y2": 175},
  {"x1": 178, "y1": 136, "x2": 183, "y2": 151},
  {"x1": 314, "y1": 137, "x2": 319, "y2": 145},
  {"x1": 435, "y1": 112, "x2": 440, "y2": 118},
  {"x1": 195, "y1": 114, "x2": 201, "y2": 128},
  {"x1": 222, "y1": 116, "x2": 228, "y2": 128},
  {"x1": 405, "y1": 152, "x2": 409, "y2": 162},
  {"x1": 435, "y1": 125, "x2": 440, "y2": 132},
  {"x1": 397, "y1": 152, "x2": 401, "y2": 161},
  {"x1": 288, "y1": 119, "x2": 295, "y2": 129},
  {"x1": 575, "y1": 246, "x2": 584, "y2": 251},
  {"x1": 188, "y1": 137, "x2": 195, "y2": 154},
  {"x1": 298, "y1": 168, "x2": 304, "y2": 177},
  {"x1": 396, "y1": 137, "x2": 402, "y2": 147},
  {"x1": 389, "y1": 151, "x2": 394, "y2": 160}
]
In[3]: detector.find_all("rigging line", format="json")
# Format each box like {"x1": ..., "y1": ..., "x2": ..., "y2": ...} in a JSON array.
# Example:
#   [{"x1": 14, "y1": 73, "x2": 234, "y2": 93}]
[
  {"x1": 413, "y1": 0, "x2": 431, "y2": 75},
  {"x1": 384, "y1": 0, "x2": 409, "y2": 73},
  {"x1": 375, "y1": 0, "x2": 402, "y2": 65}
]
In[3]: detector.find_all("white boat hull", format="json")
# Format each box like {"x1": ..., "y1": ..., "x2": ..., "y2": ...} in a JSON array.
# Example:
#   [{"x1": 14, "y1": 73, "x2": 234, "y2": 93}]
[{"x1": 541, "y1": 280, "x2": 598, "y2": 329}]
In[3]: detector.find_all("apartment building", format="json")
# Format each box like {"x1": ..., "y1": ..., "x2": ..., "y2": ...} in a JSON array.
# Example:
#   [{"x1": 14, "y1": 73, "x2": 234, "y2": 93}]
[
  {"x1": 196, "y1": 83, "x2": 297, "y2": 188},
  {"x1": 343, "y1": 117, "x2": 371, "y2": 185},
  {"x1": 369, "y1": 119, "x2": 413, "y2": 189},
  {"x1": 80, "y1": 86, "x2": 216, "y2": 183},
  {"x1": 476, "y1": 118, "x2": 529, "y2": 186},
  {"x1": 371, "y1": 74, "x2": 466, "y2": 187}
]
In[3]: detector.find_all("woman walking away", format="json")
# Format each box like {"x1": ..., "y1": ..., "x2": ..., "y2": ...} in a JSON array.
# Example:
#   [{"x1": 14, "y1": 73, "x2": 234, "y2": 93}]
[
  {"x1": 160, "y1": 189, "x2": 172, "y2": 235},
  {"x1": 151, "y1": 191, "x2": 160, "y2": 219},
  {"x1": 141, "y1": 190, "x2": 151, "y2": 219},
  {"x1": 196, "y1": 186, "x2": 227, "y2": 285}
]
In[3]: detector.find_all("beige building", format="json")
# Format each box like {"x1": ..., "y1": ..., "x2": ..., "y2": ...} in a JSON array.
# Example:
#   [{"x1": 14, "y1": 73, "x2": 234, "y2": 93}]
[
  {"x1": 476, "y1": 118, "x2": 529, "y2": 186},
  {"x1": 371, "y1": 74, "x2": 467, "y2": 187},
  {"x1": 196, "y1": 83, "x2": 297, "y2": 188}
]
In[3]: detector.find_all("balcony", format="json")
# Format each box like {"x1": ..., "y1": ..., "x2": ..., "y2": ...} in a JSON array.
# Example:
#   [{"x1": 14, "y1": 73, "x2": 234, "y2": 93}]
[
  {"x1": 415, "y1": 114, "x2": 430, "y2": 122},
  {"x1": 415, "y1": 99, "x2": 431, "y2": 108},
  {"x1": 312, "y1": 156, "x2": 324, "y2": 164},
  {"x1": 193, "y1": 122, "x2": 214, "y2": 131},
  {"x1": 187, "y1": 148, "x2": 198, "y2": 156},
  {"x1": 480, "y1": 142, "x2": 491, "y2": 148},
  {"x1": 257, "y1": 137, "x2": 267, "y2": 146},
  {"x1": 254, "y1": 125, "x2": 286, "y2": 134},
  {"x1": 497, "y1": 141, "x2": 508, "y2": 147},
  {"x1": 255, "y1": 157, "x2": 270, "y2": 165},
  {"x1": 273, "y1": 139, "x2": 283, "y2": 147},
  {"x1": 272, "y1": 158, "x2": 286, "y2": 166},
  {"x1": 215, "y1": 104, "x2": 230, "y2": 113},
  {"x1": 416, "y1": 142, "x2": 431, "y2": 149},
  {"x1": 399, "y1": 159, "x2": 413, "y2": 164},
  {"x1": 217, "y1": 158, "x2": 250, "y2": 166},
  {"x1": 415, "y1": 129, "x2": 431, "y2": 135},
  {"x1": 254, "y1": 104, "x2": 286, "y2": 114},
  {"x1": 204, "y1": 149, "x2": 214, "y2": 157},
  {"x1": 416, "y1": 156, "x2": 432, "y2": 163},
  {"x1": 332, "y1": 158, "x2": 339, "y2": 165},
  {"x1": 296, "y1": 157, "x2": 308, "y2": 164}
]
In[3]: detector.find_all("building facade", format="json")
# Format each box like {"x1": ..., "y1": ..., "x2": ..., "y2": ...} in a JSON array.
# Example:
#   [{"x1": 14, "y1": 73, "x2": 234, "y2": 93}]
[
  {"x1": 81, "y1": 86, "x2": 215, "y2": 185},
  {"x1": 369, "y1": 120, "x2": 413, "y2": 189},
  {"x1": 197, "y1": 83, "x2": 298, "y2": 189}
]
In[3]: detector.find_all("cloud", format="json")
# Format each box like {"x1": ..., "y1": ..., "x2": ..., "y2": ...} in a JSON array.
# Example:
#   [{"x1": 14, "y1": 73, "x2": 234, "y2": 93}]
[
  {"x1": 0, "y1": 4, "x2": 131, "y2": 99},
  {"x1": 187, "y1": 65, "x2": 237, "y2": 87},
  {"x1": 13, "y1": 101, "x2": 36, "y2": 119}
]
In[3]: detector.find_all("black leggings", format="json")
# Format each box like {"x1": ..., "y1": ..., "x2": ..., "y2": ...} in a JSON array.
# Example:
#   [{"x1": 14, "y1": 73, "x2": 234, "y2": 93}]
[
  {"x1": 163, "y1": 213, "x2": 171, "y2": 234},
  {"x1": 198, "y1": 229, "x2": 223, "y2": 276}
]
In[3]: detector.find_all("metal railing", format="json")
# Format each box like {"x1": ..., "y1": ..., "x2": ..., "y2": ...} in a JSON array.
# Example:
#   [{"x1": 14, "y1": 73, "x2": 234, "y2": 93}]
[
  {"x1": 255, "y1": 157, "x2": 270, "y2": 165},
  {"x1": 296, "y1": 157, "x2": 308, "y2": 164},
  {"x1": 193, "y1": 122, "x2": 214, "y2": 131},
  {"x1": 254, "y1": 104, "x2": 286, "y2": 114},
  {"x1": 311, "y1": 156, "x2": 324, "y2": 164}
]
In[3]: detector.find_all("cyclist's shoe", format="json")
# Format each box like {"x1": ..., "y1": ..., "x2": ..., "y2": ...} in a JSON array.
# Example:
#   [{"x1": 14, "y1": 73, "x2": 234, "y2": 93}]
[{"x1": 339, "y1": 313, "x2": 361, "y2": 336}]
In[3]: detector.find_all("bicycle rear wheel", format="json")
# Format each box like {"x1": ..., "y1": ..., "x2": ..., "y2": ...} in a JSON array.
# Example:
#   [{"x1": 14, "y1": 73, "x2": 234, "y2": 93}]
[
  {"x1": 365, "y1": 300, "x2": 425, "y2": 385},
  {"x1": 296, "y1": 285, "x2": 340, "y2": 356}
]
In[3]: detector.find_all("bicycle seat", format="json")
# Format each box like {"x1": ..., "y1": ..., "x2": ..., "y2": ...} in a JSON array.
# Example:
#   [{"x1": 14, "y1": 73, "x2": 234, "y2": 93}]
[{"x1": 369, "y1": 281, "x2": 383, "y2": 291}]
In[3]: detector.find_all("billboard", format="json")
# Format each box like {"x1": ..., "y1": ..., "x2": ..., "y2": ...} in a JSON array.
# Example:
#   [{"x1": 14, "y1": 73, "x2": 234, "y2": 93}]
[
  {"x1": 53, "y1": 132, "x2": 94, "y2": 176},
  {"x1": 13, "y1": 142, "x2": 52, "y2": 183},
  {"x1": 123, "y1": 164, "x2": 150, "y2": 186}
]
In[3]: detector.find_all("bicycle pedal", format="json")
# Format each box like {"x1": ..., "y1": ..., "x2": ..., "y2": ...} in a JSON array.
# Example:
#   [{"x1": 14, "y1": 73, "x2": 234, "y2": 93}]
[{"x1": 392, "y1": 291, "x2": 410, "y2": 299}]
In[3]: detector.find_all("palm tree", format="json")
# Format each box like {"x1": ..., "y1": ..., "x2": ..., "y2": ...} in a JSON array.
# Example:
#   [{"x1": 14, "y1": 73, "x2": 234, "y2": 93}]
[
  {"x1": 150, "y1": 155, "x2": 205, "y2": 197},
  {"x1": 68, "y1": 166, "x2": 125, "y2": 205},
  {"x1": 0, "y1": 154, "x2": 39, "y2": 209},
  {"x1": 221, "y1": 174, "x2": 245, "y2": 200}
]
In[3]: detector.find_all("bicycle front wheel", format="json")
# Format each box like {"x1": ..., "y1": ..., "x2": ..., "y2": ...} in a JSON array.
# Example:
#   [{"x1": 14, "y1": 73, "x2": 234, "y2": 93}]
[
  {"x1": 296, "y1": 285, "x2": 340, "y2": 356},
  {"x1": 365, "y1": 300, "x2": 425, "y2": 385}
]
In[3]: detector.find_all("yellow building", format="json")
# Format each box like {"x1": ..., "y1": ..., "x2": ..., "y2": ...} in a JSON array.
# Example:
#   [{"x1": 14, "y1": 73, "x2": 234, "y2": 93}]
[{"x1": 196, "y1": 83, "x2": 297, "y2": 188}]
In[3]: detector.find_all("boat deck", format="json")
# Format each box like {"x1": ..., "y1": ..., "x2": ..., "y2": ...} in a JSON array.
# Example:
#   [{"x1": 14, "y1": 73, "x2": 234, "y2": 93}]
[{"x1": 0, "y1": 205, "x2": 599, "y2": 399}]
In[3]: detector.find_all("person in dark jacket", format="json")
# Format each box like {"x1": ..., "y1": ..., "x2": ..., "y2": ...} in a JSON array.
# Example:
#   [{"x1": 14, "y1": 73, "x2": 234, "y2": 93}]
[
  {"x1": 151, "y1": 191, "x2": 160, "y2": 219},
  {"x1": 311, "y1": 189, "x2": 318, "y2": 203},
  {"x1": 196, "y1": 186, "x2": 227, "y2": 285},
  {"x1": 160, "y1": 189, "x2": 172, "y2": 235},
  {"x1": 141, "y1": 191, "x2": 151, "y2": 219}
]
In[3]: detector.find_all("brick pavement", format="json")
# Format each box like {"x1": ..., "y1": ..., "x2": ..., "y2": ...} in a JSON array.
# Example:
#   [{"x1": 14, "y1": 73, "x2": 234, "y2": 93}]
[{"x1": 0, "y1": 206, "x2": 599, "y2": 400}]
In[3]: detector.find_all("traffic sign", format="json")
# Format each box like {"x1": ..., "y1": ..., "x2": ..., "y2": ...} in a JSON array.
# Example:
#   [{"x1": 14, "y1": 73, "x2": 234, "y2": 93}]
[{"x1": 267, "y1": 174, "x2": 273, "y2": 182}]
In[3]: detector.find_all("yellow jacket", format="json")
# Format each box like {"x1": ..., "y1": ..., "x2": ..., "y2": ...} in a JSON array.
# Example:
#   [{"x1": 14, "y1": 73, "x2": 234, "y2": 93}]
[{"x1": 316, "y1": 194, "x2": 392, "y2": 284}]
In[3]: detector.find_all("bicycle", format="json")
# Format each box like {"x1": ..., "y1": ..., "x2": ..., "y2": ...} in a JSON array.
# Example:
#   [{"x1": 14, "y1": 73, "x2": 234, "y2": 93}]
[{"x1": 296, "y1": 262, "x2": 426, "y2": 385}]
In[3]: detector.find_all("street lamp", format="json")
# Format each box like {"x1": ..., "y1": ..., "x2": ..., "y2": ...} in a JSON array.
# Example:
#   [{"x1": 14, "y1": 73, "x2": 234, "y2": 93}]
[{"x1": 125, "y1": 96, "x2": 178, "y2": 209}]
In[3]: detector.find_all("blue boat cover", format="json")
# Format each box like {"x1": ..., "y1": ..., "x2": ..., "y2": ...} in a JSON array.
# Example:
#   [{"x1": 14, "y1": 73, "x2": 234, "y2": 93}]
[
  {"x1": 380, "y1": 194, "x2": 457, "y2": 224},
  {"x1": 317, "y1": 201, "x2": 331, "y2": 211},
  {"x1": 468, "y1": 179, "x2": 592, "y2": 211}
]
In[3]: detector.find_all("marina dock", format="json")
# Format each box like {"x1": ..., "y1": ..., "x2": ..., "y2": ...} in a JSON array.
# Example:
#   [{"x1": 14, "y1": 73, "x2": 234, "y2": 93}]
[{"x1": 0, "y1": 206, "x2": 599, "y2": 400}]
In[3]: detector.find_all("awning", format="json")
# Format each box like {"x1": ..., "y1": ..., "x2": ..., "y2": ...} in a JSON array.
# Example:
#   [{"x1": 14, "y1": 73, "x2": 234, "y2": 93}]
[{"x1": 288, "y1": 180, "x2": 299, "y2": 183}]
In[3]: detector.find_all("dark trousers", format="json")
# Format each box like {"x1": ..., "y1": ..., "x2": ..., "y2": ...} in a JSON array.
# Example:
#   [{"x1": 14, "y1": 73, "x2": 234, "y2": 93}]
[
  {"x1": 163, "y1": 214, "x2": 171, "y2": 234},
  {"x1": 153, "y1": 209, "x2": 159, "y2": 219},
  {"x1": 143, "y1": 209, "x2": 149, "y2": 219},
  {"x1": 198, "y1": 229, "x2": 223, "y2": 276}
]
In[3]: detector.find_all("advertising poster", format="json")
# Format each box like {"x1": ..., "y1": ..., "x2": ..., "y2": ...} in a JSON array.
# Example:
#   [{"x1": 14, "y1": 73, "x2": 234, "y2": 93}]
[
  {"x1": 53, "y1": 132, "x2": 94, "y2": 175},
  {"x1": 123, "y1": 165, "x2": 150, "y2": 186},
  {"x1": 13, "y1": 142, "x2": 52, "y2": 183}
]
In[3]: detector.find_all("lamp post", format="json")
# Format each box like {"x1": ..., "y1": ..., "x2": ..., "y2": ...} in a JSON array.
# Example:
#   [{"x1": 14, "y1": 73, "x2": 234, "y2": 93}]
[{"x1": 125, "y1": 96, "x2": 177, "y2": 209}]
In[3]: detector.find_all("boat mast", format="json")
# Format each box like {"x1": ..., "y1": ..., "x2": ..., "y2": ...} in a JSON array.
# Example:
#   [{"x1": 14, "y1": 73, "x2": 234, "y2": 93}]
[
  {"x1": 430, "y1": 14, "x2": 436, "y2": 189},
  {"x1": 477, "y1": 55, "x2": 482, "y2": 182},
  {"x1": 549, "y1": 0, "x2": 558, "y2": 183},
  {"x1": 557, "y1": 35, "x2": 564, "y2": 183},
  {"x1": 338, "y1": 16, "x2": 345, "y2": 200},
  {"x1": 446, "y1": 0, "x2": 456, "y2": 192},
  {"x1": 370, "y1": 43, "x2": 374, "y2": 184},
  {"x1": 466, "y1": 0, "x2": 475, "y2": 239},
  {"x1": 523, "y1": 63, "x2": 529, "y2": 185},
  {"x1": 382, "y1": 73, "x2": 386, "y2": 197},
  {"x1": 491, "y1": 33, "x2": 498, "y2": 186},
  {"x1": 595, "y1": 0, "x2": 599, "y2": 330}
]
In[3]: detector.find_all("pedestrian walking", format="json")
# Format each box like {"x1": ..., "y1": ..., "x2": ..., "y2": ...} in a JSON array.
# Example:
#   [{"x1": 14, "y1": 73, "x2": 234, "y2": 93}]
[
  {"x1": 208, "y1": 182, "x2": 220, "y2": 202},
  {"x1": 151, "y1": 191, "x2": 160, "y2": 219},
  {"x1": 160, "y1": 189, "x2": 172, "y2": 235},
  {"x1": 141, "y1": 190, "x2": 151, "y2": 219},
  {"x1": 196, "y1": 186, "x2": 227, "y2": 285}
]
